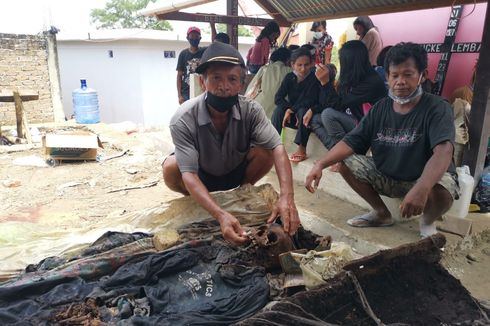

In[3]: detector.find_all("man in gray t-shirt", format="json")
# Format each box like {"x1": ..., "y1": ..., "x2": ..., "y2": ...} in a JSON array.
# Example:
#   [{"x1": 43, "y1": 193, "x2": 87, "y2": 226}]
[{"x1": 163, "y1": 42, "x2": 300, "y2": 245}]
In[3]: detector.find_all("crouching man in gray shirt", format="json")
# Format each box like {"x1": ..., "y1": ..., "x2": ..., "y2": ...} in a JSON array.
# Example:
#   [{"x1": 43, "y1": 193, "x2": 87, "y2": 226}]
[{"x1": 163, "y1": 42, "x2": 300, "y2": 245}]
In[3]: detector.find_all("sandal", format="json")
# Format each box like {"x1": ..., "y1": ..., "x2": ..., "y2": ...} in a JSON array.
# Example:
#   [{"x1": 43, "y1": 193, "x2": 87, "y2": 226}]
[
  {"x1": 289, "y1": 153, "x2": 307, "y2": 163},
  {"x1": 347, "y1": 212, "x2": 394, "y2": 228}
]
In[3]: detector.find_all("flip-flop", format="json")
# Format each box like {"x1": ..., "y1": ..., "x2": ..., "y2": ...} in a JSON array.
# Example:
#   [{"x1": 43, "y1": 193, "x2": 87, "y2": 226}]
[
  {"x1": 289, "y1": 153, "x2": 307, "y2": 163},
  {"x1": 347, "y1": 212, "x2": 394, "y2": 228}
]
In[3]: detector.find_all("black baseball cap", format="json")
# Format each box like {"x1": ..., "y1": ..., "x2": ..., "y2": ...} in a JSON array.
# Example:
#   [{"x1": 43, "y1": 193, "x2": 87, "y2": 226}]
[{"x1": 195, "y1": 41, "x2": 245, "y2": 74}]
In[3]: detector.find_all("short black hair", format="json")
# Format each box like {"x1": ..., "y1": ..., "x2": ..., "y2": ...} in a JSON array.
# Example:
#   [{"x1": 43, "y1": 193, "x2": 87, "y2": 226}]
[
  {"x1": 291, "y1": 47, "x2": 313, "y2": 63},
  {"x1": 384, "y1": 42, "x2": 428, "y2": 74},
  {"x1": 215, "y1": 33, "x2": 230, "y2": 44},
  {"x1": 287, "y1": 44, "x2": 300, "y2": 51},
  {"x1": 270, "y1": 47, "x2": 291, "y2": 64}
]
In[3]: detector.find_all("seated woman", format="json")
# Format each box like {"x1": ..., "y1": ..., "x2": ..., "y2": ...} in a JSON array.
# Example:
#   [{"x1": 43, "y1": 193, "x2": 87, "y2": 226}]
[
  {"x1": 307, "y1": 63, "x2": 340, "y2": 149},
  {"x1": 245, "y1": 47, "x2": 292, "y2": 118},
  {"x1": 312, "y1": 40, "x2": 386, "y2": 150},
  {"x1": 271, "y1": 47, "x2": 319, "y2": 162}
]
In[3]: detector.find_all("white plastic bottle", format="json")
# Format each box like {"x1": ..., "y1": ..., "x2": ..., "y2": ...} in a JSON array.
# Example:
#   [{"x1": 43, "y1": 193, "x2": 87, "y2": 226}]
[{"x1": 447, "y1": 165, "x2": 475, "y2": 219}]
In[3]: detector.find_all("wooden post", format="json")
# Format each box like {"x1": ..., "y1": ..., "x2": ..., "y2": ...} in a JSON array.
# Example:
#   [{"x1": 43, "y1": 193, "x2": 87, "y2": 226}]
[
  {"x1": 13, "y1": 91, "x2": 24, "y2": 140},
  {"x1": 13, "y1": 91, "x2": 32, "y2": 143},
  {"x1": 227, "y1": 0, "x2": 238, "y2": 49},
  {"x1": 463, "y1": 2, "x2": 490, "y2": 181}
]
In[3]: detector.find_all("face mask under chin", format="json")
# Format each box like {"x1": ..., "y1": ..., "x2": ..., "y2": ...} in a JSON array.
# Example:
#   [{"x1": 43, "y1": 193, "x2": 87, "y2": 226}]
[
  {"x1": 205, "y1": 92, "x2": 239, "y2": 113},
  {"x1": 388, "y1": 75, "x2": 424, "y2": 105}
]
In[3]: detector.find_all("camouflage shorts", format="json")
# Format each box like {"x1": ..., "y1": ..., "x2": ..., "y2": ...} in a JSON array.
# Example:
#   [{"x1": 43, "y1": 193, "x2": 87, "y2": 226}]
[{"x1": 343, "y1": 154, "x2": 460, "y2": 200}]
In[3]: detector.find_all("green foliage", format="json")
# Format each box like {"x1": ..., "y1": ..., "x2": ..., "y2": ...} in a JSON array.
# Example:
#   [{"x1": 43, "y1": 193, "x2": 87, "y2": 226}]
[
  {"x1": 203, "y1": 23, "x2": 254, "y2": 37},
  {"x1": 91, "y1": 0, "x2": 172, "y2": 30}
]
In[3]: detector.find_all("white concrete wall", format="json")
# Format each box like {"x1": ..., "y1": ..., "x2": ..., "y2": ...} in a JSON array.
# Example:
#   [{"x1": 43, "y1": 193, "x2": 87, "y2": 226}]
[{"x1": 58, "y1": 38, "x2": 252, "y2": 127}]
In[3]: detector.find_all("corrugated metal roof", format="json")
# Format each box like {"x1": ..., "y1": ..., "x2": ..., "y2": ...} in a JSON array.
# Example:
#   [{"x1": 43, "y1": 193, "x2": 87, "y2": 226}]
[{"x1": 255, "y1": 0, "x2": 487, "y2": 23}]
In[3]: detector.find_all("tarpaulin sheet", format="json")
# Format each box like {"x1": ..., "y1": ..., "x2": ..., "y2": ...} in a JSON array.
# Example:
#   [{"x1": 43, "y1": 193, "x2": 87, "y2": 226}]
[
  {"x1": 0, "y1": 184, "x2": 277, "y2": 279},
  {"x1": 0, "y1": 184, "x2": 328, "y2": 325}
]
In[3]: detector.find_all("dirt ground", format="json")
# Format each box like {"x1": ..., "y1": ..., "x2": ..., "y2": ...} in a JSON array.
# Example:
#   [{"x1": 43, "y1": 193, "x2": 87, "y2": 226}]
[{"x1": 1, "y1": 122, "x2": 489, "y2": 305}]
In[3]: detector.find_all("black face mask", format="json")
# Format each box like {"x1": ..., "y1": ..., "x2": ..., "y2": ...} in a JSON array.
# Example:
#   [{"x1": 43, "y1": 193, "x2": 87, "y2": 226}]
[
  {"x1": 189, "y1": 39, "x2": 200, "y2": 48},
  {"x1": 205, "y1": 92, "x2": 239, "y2": 113}
]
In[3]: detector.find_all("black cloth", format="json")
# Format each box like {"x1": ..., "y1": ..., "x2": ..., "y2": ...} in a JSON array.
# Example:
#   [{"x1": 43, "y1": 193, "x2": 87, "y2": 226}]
[
  {"x1": 343, "y1": 93, "x2": 456, "y2": 181},
  {"x1": 198, "y1": 158, "x2": 248, "y2": 192},
  {"x1": 0, "y1": 238, "x2": 270, "y2": 325},
  {"x1": 25, "y1": 231, "x2": 150, "y2": 273},
  {"x1": 336, "y1": 71, "x2": 386, "y2": 122},
  {"x1": 274, "y1": 71, "x2": 319, "y2": 113},
  {"x1": 271, "y1": 106, "x2": 312, "y2": 147},
  {"x1": 176, "y1": 47, "x2": 206, "y2": 98},
  {"x1": 311, "y1": 81, "x2": 339, "y2": 114}
]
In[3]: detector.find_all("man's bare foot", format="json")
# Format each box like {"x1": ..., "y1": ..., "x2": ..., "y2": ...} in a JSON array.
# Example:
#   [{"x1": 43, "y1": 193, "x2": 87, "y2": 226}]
[{"x1": 290, "y1": 151, "x2": 307, "y2": 163}]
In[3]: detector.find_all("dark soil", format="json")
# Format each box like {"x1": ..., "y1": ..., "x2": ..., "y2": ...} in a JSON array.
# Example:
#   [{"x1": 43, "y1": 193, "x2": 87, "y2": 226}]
[
  {"x1": 359, "y1": 258, "x2": 485, "y2": 325},
  {"x1": 236, "y1": 253, "x2": 490, "y2": 325}
]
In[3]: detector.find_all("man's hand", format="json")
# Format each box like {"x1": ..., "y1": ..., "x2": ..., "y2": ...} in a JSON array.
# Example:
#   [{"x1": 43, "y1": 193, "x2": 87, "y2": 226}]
[
  {"x1": 305, "y1": 162, "x2": 323, "y2": 193},
  {"x1": 303, "y1": 109, "x2": 313, "y2": 128},
  {"x1": 314, "y1": 64, "x2": 330, "y2": 86},
  {"x1": 400, "y1": 185, "x2": 430, "y2": 218},
  {"x1": 178, "y1": 96, "x2": 186, "y2": 105},
  {"x1": 282, "y1": 109, "x2": 294, "y2": 128},
  {"x1": 218, "y1": 212, "x2": 249, "y2": 245},
  {"x1": 268, "y1": 193, "x2": 300, "y2": 235}
]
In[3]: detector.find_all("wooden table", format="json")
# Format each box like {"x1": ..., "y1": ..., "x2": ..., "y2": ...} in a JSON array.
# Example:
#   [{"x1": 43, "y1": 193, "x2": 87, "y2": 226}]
[{"x1": 0, "y1": 89, "x2": 39, "y2": 143}]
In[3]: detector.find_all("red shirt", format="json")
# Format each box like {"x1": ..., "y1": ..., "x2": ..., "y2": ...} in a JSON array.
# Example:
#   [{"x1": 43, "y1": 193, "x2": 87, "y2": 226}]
[{"x1": 247, "y1": 38, "x2": 270, "y2": 66}]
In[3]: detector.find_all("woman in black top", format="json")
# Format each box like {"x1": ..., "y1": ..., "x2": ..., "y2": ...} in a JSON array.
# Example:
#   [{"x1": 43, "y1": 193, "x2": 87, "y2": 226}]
[
  {"x1": 314, "y1": 40, "x2": 386, "y2": 150},
  {"x1": 271, "y1": 48, "x2": 319, "y2": 162}
]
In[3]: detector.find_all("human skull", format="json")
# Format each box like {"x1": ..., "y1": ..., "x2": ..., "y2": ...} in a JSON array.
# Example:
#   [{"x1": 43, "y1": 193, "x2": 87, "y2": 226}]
[{"x1": 249, "y1": 223, "x2": 295, "y2": 271}]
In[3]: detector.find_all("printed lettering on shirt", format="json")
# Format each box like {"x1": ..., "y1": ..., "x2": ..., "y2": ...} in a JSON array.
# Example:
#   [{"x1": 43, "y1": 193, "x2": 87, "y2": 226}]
[
  {"x1": 184, "y1": 58, "x2": 201, "y2": 84},
  {"x1": 178, "y1": 269, "x2": 214, "y2": 300},
  {"x1": 374, "y1": 128, "x2": 422, "y2": 146}
]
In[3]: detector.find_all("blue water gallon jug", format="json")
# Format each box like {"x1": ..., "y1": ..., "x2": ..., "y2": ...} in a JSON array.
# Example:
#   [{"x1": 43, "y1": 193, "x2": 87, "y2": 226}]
[{"x1": 72, "y1": 79, "x2": 100, "y2": 124}]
